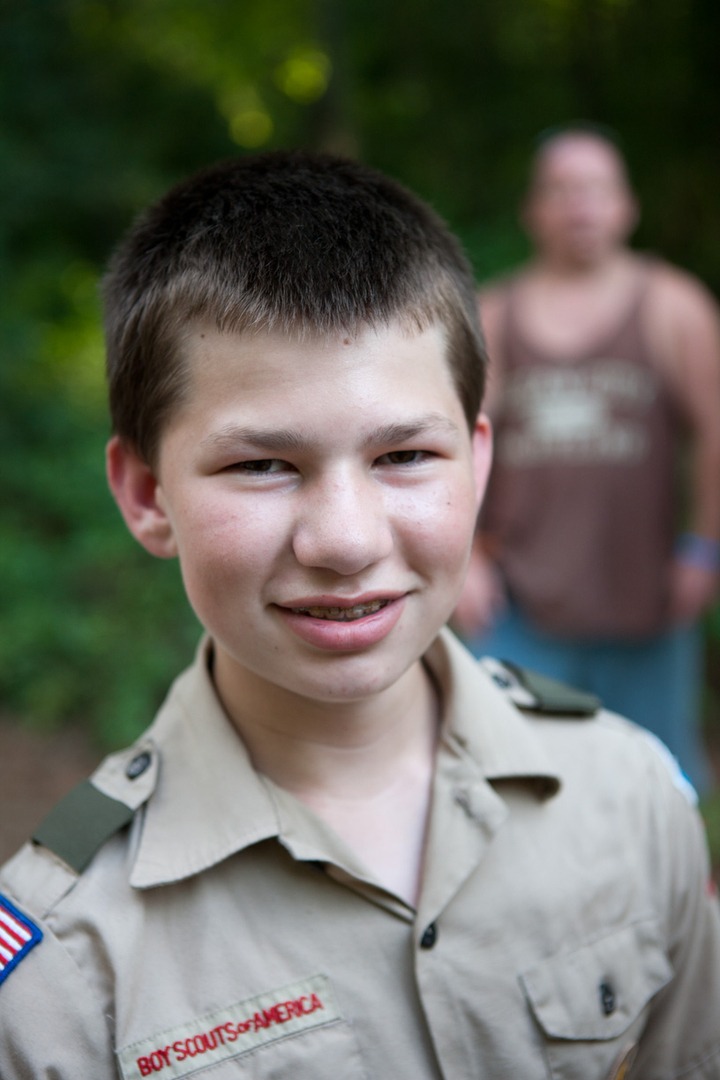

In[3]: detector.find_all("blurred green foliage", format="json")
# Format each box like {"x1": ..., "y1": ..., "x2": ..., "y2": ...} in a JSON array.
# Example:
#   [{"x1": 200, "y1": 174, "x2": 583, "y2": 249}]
[{"x1": 2, "y1": 0, "x2": 719, "y2": 747}]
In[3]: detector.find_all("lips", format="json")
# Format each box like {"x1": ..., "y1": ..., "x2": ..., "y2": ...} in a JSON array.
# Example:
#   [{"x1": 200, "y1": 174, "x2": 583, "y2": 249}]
[
  {"x1": 290, "y1": 599, "x2": 390, "y2": 622},
  {"x1": 278, "y1": 593, "x2": 406, "y2": 651}
]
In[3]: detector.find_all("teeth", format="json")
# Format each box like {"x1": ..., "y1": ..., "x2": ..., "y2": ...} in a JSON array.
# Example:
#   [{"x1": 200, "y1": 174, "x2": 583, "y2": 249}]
[{"x1": 293, "y1": 599, "x2": 389, "y2": 621}]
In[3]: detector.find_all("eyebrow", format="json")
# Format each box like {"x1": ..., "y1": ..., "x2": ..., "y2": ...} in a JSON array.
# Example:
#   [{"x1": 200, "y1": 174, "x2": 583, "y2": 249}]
[{"x1": 200, "y1": 413, "x2": 460, "y2": 455}]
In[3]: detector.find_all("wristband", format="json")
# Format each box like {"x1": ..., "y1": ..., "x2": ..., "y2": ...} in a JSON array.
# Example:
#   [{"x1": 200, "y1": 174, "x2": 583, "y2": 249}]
[{"x1": 676, "y1": 533, "x2": 720, "y2": 572}]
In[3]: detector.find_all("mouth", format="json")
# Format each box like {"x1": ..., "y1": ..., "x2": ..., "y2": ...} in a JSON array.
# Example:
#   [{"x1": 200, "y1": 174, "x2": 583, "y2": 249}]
[{"x1": 289, "y1": 599, "x2": 391, "y2": 622}]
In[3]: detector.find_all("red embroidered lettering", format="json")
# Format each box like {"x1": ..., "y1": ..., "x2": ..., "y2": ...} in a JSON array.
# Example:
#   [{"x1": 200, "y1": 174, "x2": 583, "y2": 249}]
[
  {"x1": 149, "y1": 1048, "x2": 170, "y2": 1071},
  {"x1": 137, "y1": 1047, "x2": 171, "y2": 1074},
  {"x1": 266, "y1": 1005, "x2": 286, "y2": 1025},
  {"x1": 231, "y1": 993, "x2": 326, "y2": 1037},
  {"x1": 253, "y1": 1011, "x2": 270, "y2": 1031},
  {"x1": 119, "y1": 977, "x2": 338, "y2": 1080},
  {"x1": 173, "y1": 1040, "x2": 187, "y2": 1062}
]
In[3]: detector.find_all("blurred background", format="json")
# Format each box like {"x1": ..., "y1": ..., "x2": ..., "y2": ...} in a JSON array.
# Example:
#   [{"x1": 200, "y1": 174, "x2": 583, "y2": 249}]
[{"x1": 2, "y1": 0, "x2": 719, "y2": 859}]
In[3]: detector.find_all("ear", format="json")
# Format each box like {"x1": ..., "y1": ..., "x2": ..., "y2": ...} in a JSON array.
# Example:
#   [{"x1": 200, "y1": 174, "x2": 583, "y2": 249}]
[
  {"x1": 106, "y1": 436, "x2": 178, "y2": 559},
  {"x1": 471, "y1": 413, "x2": 493, "y2": 513}
]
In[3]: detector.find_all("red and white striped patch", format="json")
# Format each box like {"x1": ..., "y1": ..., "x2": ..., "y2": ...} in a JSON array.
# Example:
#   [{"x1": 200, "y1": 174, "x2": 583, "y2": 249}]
[{"x1": 0, "y1": 894, "x2": 43, "y2": 985}]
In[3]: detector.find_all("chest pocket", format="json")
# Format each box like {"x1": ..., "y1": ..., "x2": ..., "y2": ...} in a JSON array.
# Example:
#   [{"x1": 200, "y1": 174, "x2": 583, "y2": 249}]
[
  {"x1": 520, "y1": 919, "x2": 671, "y2": 1078},
  {"x1": 188, "y1": 1022, "x2": 369, "y2": 1080}
]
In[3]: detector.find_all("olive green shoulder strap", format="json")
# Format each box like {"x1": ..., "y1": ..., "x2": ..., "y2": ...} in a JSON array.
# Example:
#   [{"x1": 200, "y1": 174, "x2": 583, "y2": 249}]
[
  {"x1": 501, "y1": 659, "x2": 600, "y2": 717},
  {"x1": 479, "y1": 655, "x2": 600, "y2": 718},
  {"x1": 31, "y1": 743, "x2": 156, "y2": 875},
  {"x1": 33, "y1": 780, "x2": 135, "y2": 874}
]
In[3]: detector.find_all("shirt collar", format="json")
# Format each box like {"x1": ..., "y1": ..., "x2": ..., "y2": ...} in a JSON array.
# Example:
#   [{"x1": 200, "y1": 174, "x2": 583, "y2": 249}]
[
  {"x1": 127, "y1": 630, "x2": 561, "y2": 889},
  {"x1": 128, "y1": 638, "x2": 280, "y2": 888},
  {"x1": 425, "y1": 629, "x2": 562, "y2": 799}
]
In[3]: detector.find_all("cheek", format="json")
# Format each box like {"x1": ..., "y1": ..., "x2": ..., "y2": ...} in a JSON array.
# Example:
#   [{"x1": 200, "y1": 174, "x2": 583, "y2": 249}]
[
  {"x1": 401, "y1": 479, "x2": 478, "y2": 575},
  {"x1": 171, "y1": 504, "x2": 273, "y2": 613}
]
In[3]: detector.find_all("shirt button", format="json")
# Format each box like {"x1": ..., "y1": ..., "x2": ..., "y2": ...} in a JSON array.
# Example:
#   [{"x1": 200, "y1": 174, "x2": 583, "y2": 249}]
[
  {"x1": 599, "y1": 980, "x2": 616, "y2": 1016},
  {"x1": 420, "y1": 923, "x2": 438, "y2": 949},
  {"x1": 126, "y1": 751, "x2": 152, "y2": 780}
]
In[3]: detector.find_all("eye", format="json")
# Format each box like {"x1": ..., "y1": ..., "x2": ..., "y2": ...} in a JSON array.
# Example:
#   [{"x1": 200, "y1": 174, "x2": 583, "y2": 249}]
[
  {"x1": 376, "y1": 449, "x2": 429, "y2": 466},
  {"x1": 228, "y1": 459, "x2": 292, "y2": 474}
]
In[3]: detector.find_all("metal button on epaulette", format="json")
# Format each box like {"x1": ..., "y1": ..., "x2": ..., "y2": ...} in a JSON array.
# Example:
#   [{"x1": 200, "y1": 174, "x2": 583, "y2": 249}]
[
  {"x1": 491, "y1": 672, "x2": 512, "y2": 689},
  {"x1": 126, "y1": 751, "x2": 152, "y2": 780}
]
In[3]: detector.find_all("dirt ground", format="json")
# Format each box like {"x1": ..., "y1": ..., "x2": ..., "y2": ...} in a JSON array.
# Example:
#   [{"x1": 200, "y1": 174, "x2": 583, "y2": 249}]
[{"x1": 0, "y1": 717, "x2": 102, "y2": 863}]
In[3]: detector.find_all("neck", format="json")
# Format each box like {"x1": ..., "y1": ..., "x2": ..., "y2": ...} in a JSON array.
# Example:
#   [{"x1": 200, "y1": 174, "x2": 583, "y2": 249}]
[
  {"x1": 534, "y1": 246, "x2": 633, "y2": 281},
  {"x1": 214, "y1": 648, "x2": 442, "y2": 906},
  {"x1": 213, "y1": 653, "x2": 439, "y2": 801}
]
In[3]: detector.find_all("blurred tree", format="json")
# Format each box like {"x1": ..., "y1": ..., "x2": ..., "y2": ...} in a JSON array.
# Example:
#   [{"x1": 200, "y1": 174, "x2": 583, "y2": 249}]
[{"x1": 0, "y1": 0, "x2": 233, "y2": 744}]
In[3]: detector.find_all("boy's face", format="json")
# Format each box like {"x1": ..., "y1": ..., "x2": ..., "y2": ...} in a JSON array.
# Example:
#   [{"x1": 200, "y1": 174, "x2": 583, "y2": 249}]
[{"x1": 108, "y1": 320, "x2": 491, "y2": 710}]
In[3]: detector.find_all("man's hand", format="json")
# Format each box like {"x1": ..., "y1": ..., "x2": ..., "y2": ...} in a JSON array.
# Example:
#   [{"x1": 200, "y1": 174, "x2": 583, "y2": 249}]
[{"x1": 669, "y1": 555, "x2": 719, "y2": 626}]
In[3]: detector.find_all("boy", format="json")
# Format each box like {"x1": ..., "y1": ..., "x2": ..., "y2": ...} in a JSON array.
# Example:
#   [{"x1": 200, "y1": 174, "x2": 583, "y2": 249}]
[{"x1": 1, "y1": 151, "x2": 719, "y2": 1078}]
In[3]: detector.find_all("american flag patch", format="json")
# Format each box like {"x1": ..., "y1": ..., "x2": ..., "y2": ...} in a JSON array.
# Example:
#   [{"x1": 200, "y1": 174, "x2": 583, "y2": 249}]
[{"x1": 0, "y1": 894, "x2": 42, "y2": 986}]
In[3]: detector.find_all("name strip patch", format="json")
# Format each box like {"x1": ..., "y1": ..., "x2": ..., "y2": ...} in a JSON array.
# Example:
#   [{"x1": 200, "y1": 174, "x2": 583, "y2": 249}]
[
  {"x1": 117, "y1": 974, "x2": 342, "y2": 1080},
  {"x1": 0, "y1": 895, "x2": 43, "y2": 986}
]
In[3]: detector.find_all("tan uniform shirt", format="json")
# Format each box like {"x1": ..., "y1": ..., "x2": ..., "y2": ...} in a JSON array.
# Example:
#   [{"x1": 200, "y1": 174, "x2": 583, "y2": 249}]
[{"x1": 1, "y1": 630, "x2": 719, "y2": 1078}]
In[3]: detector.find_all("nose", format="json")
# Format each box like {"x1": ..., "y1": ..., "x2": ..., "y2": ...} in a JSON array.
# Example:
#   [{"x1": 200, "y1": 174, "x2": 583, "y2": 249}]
[{"x1": 292, "y1": 468, "x2": 394, "y2": 575}]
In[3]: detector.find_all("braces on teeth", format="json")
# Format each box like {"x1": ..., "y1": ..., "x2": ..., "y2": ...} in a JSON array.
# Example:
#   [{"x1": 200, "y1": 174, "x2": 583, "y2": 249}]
[{"x1": 293, "y1": 600, "x2": 389, "y2": 621}]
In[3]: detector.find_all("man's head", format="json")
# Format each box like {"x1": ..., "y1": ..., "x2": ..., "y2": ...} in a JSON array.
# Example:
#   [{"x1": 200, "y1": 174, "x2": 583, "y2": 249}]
[
  {"x1": 521, "y1": 126, "x2": 639, "y2": 267},
  {"x1": 103, "y1": 151, "x2": 486, "y2": 468}
]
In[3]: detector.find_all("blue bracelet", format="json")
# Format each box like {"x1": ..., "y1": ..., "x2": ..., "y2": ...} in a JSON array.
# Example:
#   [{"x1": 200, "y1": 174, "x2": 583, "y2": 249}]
[{"x1": 676, "y1": 533, "x2": 720, "y2": 572}]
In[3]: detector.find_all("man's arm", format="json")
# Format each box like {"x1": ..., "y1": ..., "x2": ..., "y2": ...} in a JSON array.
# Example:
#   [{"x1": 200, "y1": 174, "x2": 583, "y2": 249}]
[
  {"x1": 648, "y1": 266, "x2": 720, "y2": 624},
  {"x1": 477, "y1": 283, "x2": 510, "y2": 417},
  {"x1": 451, "y1": 285, "x2": 510, "y2": 639}
]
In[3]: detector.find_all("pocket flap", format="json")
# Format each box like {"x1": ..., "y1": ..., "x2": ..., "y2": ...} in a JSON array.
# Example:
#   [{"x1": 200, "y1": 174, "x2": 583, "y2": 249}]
[{"x1": 520, "y1": 919, "x2": 672, "y2": 1040}]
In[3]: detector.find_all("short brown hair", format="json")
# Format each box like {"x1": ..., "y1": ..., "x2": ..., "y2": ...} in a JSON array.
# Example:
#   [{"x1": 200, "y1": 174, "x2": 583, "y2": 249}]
[{"x1": 103, "y1": 151, "x2": 486, "y2": 466}]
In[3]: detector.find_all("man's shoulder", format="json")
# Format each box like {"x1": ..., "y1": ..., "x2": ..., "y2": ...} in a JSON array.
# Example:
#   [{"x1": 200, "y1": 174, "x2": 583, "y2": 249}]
[
  {"x1": 645, "y1": 257, "x2": 720, "y2": 323},
  {"x1": 478, "y1": 270, "x2": 524, "y2": 310},
  {"x1": 639, "y1": 257, "x2": 720, "y2": 387}
]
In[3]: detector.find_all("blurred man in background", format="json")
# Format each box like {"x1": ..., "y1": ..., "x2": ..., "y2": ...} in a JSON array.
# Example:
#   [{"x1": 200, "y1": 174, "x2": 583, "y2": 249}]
[{"x1": 454, "y1": 126, "x2": 720, "y2": 792}]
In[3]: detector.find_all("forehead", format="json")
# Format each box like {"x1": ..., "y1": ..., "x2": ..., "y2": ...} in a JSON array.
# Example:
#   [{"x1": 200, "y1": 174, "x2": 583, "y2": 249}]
[
  {"x1": 175, "y1": 319, "x2": 460, "y2": 418},
  {"x1": 532, "y1": 136, "x2": 629, "y2": 190}
]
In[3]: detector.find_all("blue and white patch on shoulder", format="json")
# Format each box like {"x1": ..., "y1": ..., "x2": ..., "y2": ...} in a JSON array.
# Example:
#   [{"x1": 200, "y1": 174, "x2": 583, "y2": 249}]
[
  {"x1": 637, "y1": 728, "x2": 699, "y2": 807},
  {"x1": 0, "y1": 894, "x2": 43, "y2": 987}
]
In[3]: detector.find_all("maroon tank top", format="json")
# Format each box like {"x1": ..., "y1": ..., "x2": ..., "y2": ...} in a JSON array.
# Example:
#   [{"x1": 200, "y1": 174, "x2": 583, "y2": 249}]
[{"x1": 482, "y1": 264, "x2": 681, "y2": 638}]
